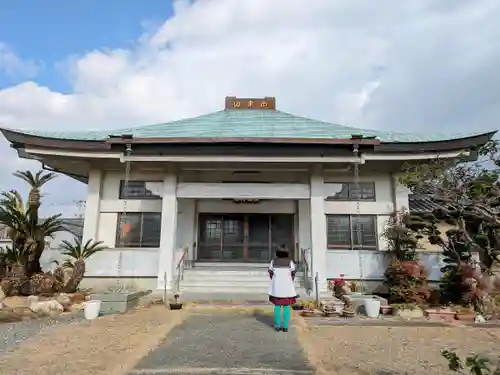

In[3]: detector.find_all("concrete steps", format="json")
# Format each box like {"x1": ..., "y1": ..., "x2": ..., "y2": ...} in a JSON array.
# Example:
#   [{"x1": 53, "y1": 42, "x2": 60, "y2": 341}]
[{"x1": 178, "y1": 263, "x2": 307, "y2": 295}]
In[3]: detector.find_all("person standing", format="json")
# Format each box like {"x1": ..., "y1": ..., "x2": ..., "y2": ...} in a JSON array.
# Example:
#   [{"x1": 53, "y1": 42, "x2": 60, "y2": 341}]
[{"x1": 268, "y1": 247, "x2": 298, "y2": 332}]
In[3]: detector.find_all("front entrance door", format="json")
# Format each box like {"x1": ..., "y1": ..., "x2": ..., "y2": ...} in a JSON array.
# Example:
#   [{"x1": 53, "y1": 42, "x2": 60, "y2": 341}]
[{"x1": 197, "y1": 214, "x2": 294, "y2": 262}]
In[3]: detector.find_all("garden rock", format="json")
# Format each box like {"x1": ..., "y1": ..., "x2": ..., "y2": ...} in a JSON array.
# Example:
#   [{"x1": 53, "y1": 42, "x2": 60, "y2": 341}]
[
  {"x1": 1, "y1": 279, "x2": 15, "y2": 296},
  {"x1": 67, "y1": 292, "x2": 86, "y2": 303},
  {"x1": 55, "y1": 293, "x2": 72, "y2": 310},
  {"x1": 28, "y1": 295, "x2": 64, "y2": 314},
  {"x1": 0, "y1": 287, "x2": 5, "y2": 307}
]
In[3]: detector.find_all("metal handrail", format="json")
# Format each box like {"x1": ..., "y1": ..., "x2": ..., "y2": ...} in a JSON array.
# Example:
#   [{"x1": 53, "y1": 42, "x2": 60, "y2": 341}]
[
  {"x1": 174, "y1": 245, "x2": 189, "y2": 293},
  {"x1": 300, "y1": 247, "x2": 312, "y2": 295}
]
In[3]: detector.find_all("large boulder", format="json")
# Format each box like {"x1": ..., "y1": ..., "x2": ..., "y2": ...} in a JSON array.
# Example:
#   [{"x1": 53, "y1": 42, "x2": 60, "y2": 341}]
[
  {"x1": 0, "y1": 279, "x2": 14, "y2": 297},
  {"x1": 0, "y1": 286, "x2": 5, "y2": 309}
]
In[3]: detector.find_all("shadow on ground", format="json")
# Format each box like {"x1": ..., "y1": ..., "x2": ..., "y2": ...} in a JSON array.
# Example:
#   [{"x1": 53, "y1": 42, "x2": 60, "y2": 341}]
[{"x1": 253, "y1": 311, "x2": 275, "y2": 328}]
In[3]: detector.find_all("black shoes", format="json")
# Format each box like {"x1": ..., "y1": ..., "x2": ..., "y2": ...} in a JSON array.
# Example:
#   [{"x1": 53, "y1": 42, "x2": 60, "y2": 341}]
[{"x1": 275, "y1": 327, "x2": 289, "y2": 332}]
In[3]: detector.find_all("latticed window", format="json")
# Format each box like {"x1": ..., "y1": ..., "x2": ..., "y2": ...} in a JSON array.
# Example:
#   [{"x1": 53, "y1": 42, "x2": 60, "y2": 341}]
[
  {"x1": 326, "y1": 215, "x2": 377, "y2": 249},
  {"x1": 324, "y1": 182, "x2": 375, "y2": 201},
  {"x1": 119, "y1": 180, "x2": 163, "y2": 199},
  {"x1": 116, "y1": 213, "x2": 161, "y2": 248}
]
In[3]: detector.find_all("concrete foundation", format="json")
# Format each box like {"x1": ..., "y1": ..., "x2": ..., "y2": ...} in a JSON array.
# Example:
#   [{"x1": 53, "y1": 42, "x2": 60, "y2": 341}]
[{"x1": 90, "y1": 290, "x2": 151, "y2": 314}]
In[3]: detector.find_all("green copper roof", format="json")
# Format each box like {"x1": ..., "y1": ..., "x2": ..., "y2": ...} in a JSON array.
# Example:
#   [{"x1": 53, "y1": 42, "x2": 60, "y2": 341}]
[{"x1": 13, "y1": 109, "x2": 491, "y2": 143}]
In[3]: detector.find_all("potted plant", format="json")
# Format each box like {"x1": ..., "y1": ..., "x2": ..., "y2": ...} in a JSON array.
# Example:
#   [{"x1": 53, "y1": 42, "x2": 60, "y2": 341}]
[
  {"x1": 321, "y1": 301, "x2": 340, "y2": 316},
  {"x1": 169, "y1": 292, "x2": 183, "y2": 310},
  {"x1": 380, "y1": 304, "x2": 393, "y2": 315},
  {"x1": 455, "y1": 306, "x2": 476, "y2": 322},
  {"x1": 342, "y1": 300, "x2": 356, "y2": 317},
  {"x1": 332, "y1": 275, "x2": 351, "y2": 298},
  {"x1": 300, "y1": 301, "x2": 317, "y2": 317},
  {"x1": 392, "y1": 303, "x2": 424, "y2": 319},
  {"x1": 350, "y1": 281, "x2": 363, "y2": 296},
  {"x1": 424, "y1": 305, "x2": 456, "y2": 322},
  {"x1": 292, "y1": 301, "x2": 305, "y2": 310}
]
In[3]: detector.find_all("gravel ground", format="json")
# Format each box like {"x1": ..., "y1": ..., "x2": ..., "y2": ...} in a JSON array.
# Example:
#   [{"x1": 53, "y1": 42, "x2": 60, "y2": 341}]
[
  {"x1": 296, "y1": 319, "x2": 500, "y2": 375},
  {"x1": 0, "y1": 311, "x2": 86, "y2": 354},
  {"x1": 0, "y1": 306, "x2": 187, "y2": 375},
  {"x1": 131, "y1": 313, "x2": 314, "y2": 375}
]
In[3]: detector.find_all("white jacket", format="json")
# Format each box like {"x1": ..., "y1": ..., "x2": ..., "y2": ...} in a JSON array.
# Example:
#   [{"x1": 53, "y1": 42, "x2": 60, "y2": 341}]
[{"x1": 268, "y1": 259, "x2": 297, "y2": 298}]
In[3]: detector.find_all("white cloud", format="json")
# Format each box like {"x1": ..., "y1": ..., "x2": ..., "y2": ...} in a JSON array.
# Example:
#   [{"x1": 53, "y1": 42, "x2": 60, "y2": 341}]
[
  {"x1": 0, "y1": 0, "x2": 499, "y2": 215},
  {"x1": 0, "y1": 43, "x2": 39, "y2": 80}
]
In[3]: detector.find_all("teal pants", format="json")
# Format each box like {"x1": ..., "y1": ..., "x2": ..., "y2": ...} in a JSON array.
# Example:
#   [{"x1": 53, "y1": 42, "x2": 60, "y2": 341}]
[{"x1": 273, "y1": 305, "x2": 291, "y2": 329}]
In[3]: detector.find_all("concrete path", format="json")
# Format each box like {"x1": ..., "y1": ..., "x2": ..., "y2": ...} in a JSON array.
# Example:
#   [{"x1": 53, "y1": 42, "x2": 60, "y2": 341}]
[{"x1": 129, "y1": 313, "x2": 314, "y2": 375}]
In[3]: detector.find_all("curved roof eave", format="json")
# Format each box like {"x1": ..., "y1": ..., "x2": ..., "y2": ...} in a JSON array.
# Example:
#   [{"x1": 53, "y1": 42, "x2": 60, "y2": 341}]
[
  {"x1": 0, "y1": 127, "x2": 496, "y2": 154},
  {"x1": 0, "y1": 128, "x2": 112, "y2": 151},
  {"x1": 374, "y1": 130, "x2": 497, "y2": 153}
]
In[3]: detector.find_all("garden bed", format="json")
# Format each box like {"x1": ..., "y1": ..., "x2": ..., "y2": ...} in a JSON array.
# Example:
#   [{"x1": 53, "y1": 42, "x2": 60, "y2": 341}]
[{"x1": 0, "y1": 294, "x2": 86, "y2": 324}]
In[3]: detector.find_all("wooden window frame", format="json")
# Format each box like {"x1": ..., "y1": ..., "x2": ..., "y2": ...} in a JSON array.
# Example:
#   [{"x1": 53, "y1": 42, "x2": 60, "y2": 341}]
[
  {"x1": 326, "y1": 214, "x2": 378, "y2": 250},
  {"x1": 324, "y1": 182, "x2": 376, "y2": 201},
  {"x1": 118, "y1": 180, "x2": 163, "y2": 200},
  {"x1": 115, "y1": 212, "x2": 161, "y2": 248}
]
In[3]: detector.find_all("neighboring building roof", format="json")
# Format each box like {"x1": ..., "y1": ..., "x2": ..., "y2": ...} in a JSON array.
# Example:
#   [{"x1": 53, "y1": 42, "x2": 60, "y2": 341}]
[
  {"x1": 409, "y1": 194, "x2": 457, "y2": 215},
  {"x1": 0, "y1": 219, "x2": 83, "y2": 243},
  {"x1": 0, "y1": 97, "x2": 496, "y2": 152}
]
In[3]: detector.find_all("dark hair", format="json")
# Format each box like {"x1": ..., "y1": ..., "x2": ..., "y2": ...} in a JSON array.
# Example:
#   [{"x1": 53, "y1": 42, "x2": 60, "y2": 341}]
[{"x1": 276, "y1": 248, "x2": 289, "y2": 258}]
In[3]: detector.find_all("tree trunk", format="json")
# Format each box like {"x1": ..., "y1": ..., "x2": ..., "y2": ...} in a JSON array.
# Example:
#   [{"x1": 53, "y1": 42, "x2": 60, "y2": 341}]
[
  {"x1": 25, "y1": 242, "x2": 46, "y2": 277},
  {"x1": 62, "y1": 260, "x2": 85, "y2": 293},
  {"x1": 25, "y1": 259, "x2": 42, "y2": 277}
]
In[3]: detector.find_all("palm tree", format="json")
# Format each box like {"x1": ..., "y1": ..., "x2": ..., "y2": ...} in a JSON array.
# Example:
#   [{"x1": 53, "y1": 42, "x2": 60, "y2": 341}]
[
  {"x1": 12, "y1": 170, "x2": 56, "y2": 208},
  {"x1": 0, "y1": 178, "x2": 65, "y2": 276},
  {"x1": 59, "y1": 238, "x2": 107, "y2": 292}
]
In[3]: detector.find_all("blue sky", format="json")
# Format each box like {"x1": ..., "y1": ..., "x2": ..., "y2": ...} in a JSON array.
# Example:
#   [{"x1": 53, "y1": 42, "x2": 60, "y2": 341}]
[{"x1": 0, "y1": 0, "x2": 174, "y2": 91}]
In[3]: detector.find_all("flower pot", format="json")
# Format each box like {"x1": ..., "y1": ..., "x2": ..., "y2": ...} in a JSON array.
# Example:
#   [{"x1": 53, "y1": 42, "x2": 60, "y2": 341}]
[
  {"x1": 455, "y1": 312, "x2": 476, "y2": 322},
  {"x1": 364, "y1": 298, "x2": 381, "y2": 318},
  {"x1": 292, "y1": 304, "x2": 304, "y2": 311},
  {"x1": 169, "y1": 303, "x2": 183, "y2": 310},
  {"x1": 424, "y1": 309, "x2": 455, "y2": 323},
  {"x1": 342, "y1": 310, "x2": 356, "y2": 317},
  {"x1": 83, "y1": 300, "x2": 101, "y2": 320},
  {"x1": 380, "y1": 305, "x2": 393, "y2": 315},
  {"x1": 301, "y1": 310, "x2": 315, "y2": 317}
]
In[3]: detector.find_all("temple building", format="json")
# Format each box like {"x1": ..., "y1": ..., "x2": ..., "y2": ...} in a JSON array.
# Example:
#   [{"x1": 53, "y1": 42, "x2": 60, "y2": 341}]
[{"x1": 1, "y1": 97, "x2": 495, "y2": 296}]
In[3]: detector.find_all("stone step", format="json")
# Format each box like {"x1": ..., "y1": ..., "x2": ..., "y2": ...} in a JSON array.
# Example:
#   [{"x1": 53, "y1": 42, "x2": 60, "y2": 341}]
[
  {"x1": 181, "y1": 272, "x2": 304, "y2": 281},
  {"x1": 181, "y1": 280, "x2": 300, "y2": 290},
  {"x1": 183, "y1": 267, "x2": 304, "y2": 275},
  {"x1": 179, "y1": 265, "x2": 309, "y2": 294},
  {"x1": 179, "y1": 285, "x2": 309, "y2": 294},
  {"x1": 182, "y1": 270, "x2": 270, "y2": 278},
  {"x1": 191, "y1": 262, "x2": 269, "y2": 269}
]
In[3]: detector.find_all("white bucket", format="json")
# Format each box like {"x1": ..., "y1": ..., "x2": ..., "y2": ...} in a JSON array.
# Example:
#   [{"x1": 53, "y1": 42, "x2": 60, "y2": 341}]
[
  {"x1": 364, "y1": 298, "x2": 381, "y2": 318},
  {"x1": 83, "y1": 300, "x2": 101, "y2": 320}
]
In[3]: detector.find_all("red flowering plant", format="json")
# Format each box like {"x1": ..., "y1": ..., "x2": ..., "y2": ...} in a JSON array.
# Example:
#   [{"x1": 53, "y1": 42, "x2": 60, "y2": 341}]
[{"x1": 331, "y1": 274, "x2": 350, "y2": 297}]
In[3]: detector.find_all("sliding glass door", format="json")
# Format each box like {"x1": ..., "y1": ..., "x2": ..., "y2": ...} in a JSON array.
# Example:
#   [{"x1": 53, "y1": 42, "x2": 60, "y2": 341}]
[{"x1": 197, "y1": 213, "x2": 294, "y2": 262}]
